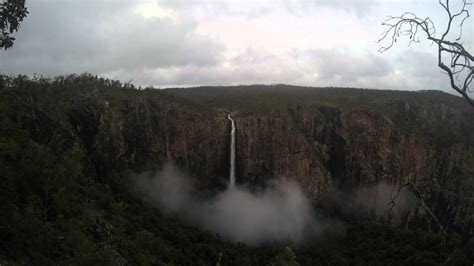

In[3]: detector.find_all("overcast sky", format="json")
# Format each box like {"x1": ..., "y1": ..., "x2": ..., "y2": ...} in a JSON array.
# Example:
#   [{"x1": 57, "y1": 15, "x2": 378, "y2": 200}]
[{"x1": 0, "y1": 0, "x2": 472, "y2": 92}]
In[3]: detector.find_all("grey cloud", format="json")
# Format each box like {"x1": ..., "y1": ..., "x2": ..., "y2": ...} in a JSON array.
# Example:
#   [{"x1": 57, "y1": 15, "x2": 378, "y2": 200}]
[
  {"x1": 396, "y1": 50, "x2": 440, "y2": 77},
  {"x1": 0, "y1": 0, "x2": 454, "y2": 93},
  {"x1": 104, "y1": 58, "x2": 305, "y2": 87},
  {"x1": 282, "y1": 0, "x2": 377, "y2": 17},
  {"x1": 299, "y1": 48, "x2": 394, "y2": 84},
  {"x1": 108, "y1": 48, "x2": 395, "y2": 88},
  {"x1": 161, "y1": 0, "x2": 275, "y2": 18},
  {"x1": 393, "y1": 49, "x2": 450, "y2": 91},
  {"x1": 104, "y1": 47, "x2": 447, "y2": 92},
  {"x1": 230, "y1": 48, "x2": 279, "y2": 65},
  {"x1": 0, "y1": 1, "x2": 223, "y2": 76},
  {"x1": 293, "y1": 47, "x2": 448, "y2": 91},
  {"x1": 165, "y1": 0, "x2": 375, "y2": 19}
]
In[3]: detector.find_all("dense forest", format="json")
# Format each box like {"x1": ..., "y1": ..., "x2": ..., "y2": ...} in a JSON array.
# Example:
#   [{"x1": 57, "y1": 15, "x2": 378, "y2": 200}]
[{"x1": 0, "y1": 74, "x2": 473, "y2": 265}]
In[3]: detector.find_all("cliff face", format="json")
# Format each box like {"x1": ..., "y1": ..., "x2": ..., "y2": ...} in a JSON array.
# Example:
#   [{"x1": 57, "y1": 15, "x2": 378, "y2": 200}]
[
  {"x1": 2, "y1": 81, "x2": 473, "y2": 235},
  {"x1": 234, "y1": 104, "x2": 473, "y2": 234},
  {"x1": 67, "y1": 94, "x2": 229, "y2": 186},
  {"x1": 4, "y1": 88, "x2": 229, "y2": 189}
]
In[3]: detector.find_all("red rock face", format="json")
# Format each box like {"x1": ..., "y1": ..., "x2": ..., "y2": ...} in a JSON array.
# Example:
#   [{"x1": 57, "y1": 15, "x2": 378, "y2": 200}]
[
  {"x1": 229, "y1": 106, "x2": 473, "y2": 234},
  {"x1": 7, "y1": 86, "x2": 473, "y2": 235},
  {"x1": 232, "y1": 108, "x2": 412, "y2": 198}
]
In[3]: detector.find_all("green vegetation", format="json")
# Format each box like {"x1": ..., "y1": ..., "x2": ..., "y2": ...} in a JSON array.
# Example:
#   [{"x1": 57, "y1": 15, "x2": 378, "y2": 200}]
[
  {"x1": 168, "y1": 84, "x2": 474, "y2": 147},
  {"x1": 299, "y1": 223, "x2": 473, "y2": 266},
  {"x1": 0, "y1": 74, "x2": 472, "y2": 265},
  {"x1": 167, "y1": 84, "x2": 472, "y2": 115},
  {"x1": 1, "y1": 0, "x2": 29, "y2": 49},
  {"x1": 0, "y1": 93, "x2": 274, "y2": 264}
]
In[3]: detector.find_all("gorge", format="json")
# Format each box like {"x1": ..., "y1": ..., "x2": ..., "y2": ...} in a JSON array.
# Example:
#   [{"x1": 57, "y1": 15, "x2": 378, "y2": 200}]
[{"x1": 1, "y1": 75, "x2": 473, "y2": 264}]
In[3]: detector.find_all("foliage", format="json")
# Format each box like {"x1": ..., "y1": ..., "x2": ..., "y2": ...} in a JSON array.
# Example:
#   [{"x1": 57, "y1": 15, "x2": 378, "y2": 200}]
[
  {"x1": 297, "y1": 222, "x2": 473, "y2": 266},
  {"x1": 0, "y1": 114, "x2": 276, "y2": 264},
  {"x1": 0, "y1": 0, "x2": 28, "y2": 49},
  {"x1": 272, "y1": 246, "x2": 300, "y2": 266},
  {"x1": 0, "y1": 74, "x2": 472, "y2": 265},
  {"x1": 168, "y1": 84, "x2": 474, "y2": 147}
]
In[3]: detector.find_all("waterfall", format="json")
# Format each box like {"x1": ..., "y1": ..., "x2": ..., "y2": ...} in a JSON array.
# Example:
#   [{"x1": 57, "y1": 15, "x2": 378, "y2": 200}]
[{"x1": 227, "y1": 115, "x2": 236, "y2": 187}]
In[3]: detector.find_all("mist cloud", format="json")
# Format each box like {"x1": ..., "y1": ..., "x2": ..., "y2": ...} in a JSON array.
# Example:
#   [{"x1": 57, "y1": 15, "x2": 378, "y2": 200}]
[
  {"x1": 133, "y1": 163, "x2": 420, "y2": 246},
  {"x1": 320, "y1": 181, "x2": 417, "y2": 226},
  {"x1": 133, "y1": 164, "x2": 319, "y2": 245}
]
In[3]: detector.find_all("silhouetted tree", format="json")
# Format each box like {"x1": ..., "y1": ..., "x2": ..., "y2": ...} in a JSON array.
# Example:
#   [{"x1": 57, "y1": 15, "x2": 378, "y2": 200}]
[
  {"x1": 379, "y1": 0, "x2": 473, "y2": 106},
  {"x1": 0, "y1": 0, "x2": 28, "y2": 50},
  {"x1": 271, "y1": 246, "x2": 300, "y2": 266}
]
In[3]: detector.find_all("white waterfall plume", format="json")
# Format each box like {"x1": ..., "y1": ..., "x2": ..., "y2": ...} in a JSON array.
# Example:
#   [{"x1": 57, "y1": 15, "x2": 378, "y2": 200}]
[
  {"x1": 132, "y1": 115, "x2": 320, "y2": 245},
  {"x1": 134, "y1": 164, "x2": 319, "y2": 245},
  {"x1": 227, "y1": 114, "x2": 236, "y2": 187}
]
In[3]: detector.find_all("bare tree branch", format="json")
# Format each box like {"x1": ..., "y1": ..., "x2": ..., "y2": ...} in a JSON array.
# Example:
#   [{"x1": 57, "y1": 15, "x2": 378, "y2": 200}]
[
  {"x1": 387, "y1": 182, "x2": 448, "y2": 236},
  {"x1": 379, "y1": 0, "x2": 473, "y2": 106}
]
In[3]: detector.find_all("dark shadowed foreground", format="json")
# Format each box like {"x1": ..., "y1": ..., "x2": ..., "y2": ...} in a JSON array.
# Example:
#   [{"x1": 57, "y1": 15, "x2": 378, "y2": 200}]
[{"x1": 1, "y1": 75, "x2": 473, "y2": 265}]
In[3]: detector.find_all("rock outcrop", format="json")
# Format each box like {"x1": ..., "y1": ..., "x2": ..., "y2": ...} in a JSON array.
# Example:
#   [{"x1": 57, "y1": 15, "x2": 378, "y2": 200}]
[
  {"x1": 2, "y1": 81, "x2": 473, "y2": 235},
  {"x1": 233, "y1": 103, "x2": 473, "y2": 234}
]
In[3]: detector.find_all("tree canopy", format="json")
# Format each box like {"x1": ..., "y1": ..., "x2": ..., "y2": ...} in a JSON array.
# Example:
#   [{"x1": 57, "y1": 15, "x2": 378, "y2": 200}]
[{"x1": 0, "y1": 0, "x2": 28, "y2": 50}]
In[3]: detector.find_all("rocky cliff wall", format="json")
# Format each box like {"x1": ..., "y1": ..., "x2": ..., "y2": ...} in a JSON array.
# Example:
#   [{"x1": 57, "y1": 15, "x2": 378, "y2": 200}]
[
  {"x1": 233, "y1": 104, "x2": 473, "y2": 234},
  {"x1": 3, "y1": 85, "x2": 473, "y2": 234}
]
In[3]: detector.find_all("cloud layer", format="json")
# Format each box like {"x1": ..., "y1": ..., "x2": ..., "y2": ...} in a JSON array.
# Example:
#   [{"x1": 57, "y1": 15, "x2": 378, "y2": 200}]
[
  {"x1": 1, "y1": 1, "x2": 222, "y2": 75},
  {"x1": 1, "y1": 0, "x2": 469, "y2": 92}
]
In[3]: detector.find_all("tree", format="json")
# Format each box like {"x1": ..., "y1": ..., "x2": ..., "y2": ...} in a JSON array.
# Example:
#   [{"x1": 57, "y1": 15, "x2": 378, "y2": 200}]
[
  {"x1": 378, "y1": 0, "x2": 473, "y2": 106},
  {"x1": 271, "y1": 246, "x2": 300, "y2": 266},
  {"x1": 0, "y1": 0, "x2": 28, "y2": 50}
]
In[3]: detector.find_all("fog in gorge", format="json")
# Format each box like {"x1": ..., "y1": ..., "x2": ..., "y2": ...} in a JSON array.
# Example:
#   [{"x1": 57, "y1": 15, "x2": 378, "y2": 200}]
[
  {"x1": 133, "y1": 163, "x2": 418, "y2": 246},
  {"x1": 133, "y1": 164, "x2": 322, "y2": 245}
]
